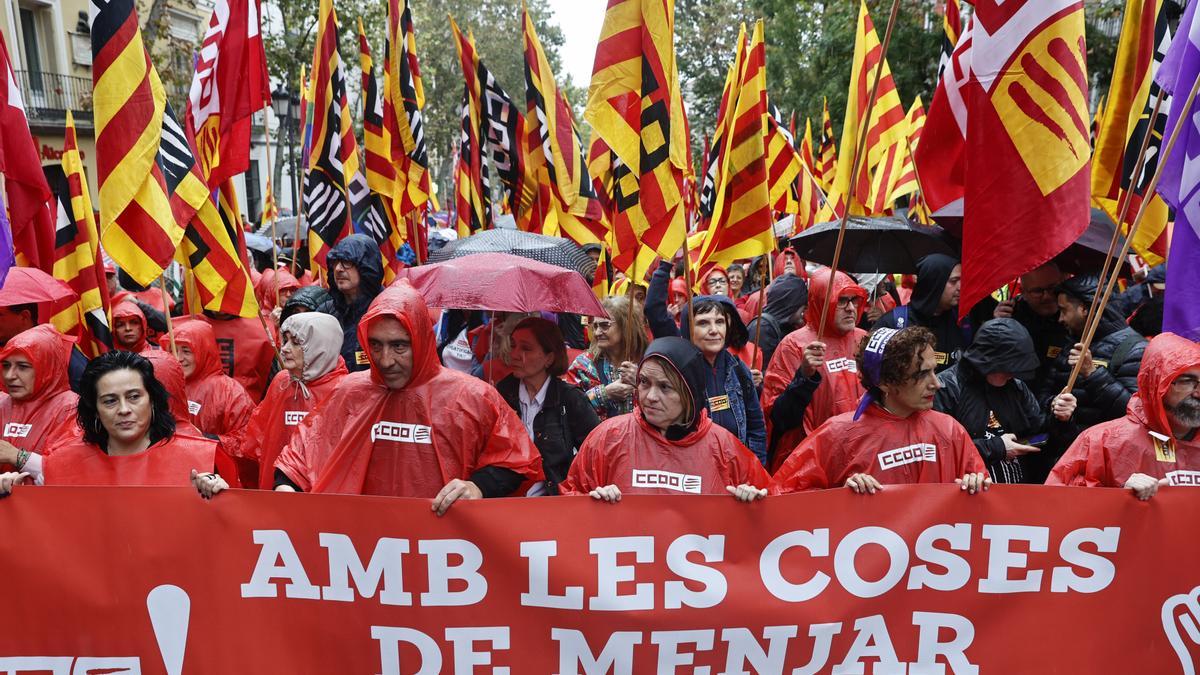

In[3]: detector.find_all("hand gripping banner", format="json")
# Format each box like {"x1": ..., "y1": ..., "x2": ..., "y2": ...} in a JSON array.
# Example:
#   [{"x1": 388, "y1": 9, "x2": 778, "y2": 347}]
[{"x1": 3, "y1": 485, "x2": 1200, "y2": 673}]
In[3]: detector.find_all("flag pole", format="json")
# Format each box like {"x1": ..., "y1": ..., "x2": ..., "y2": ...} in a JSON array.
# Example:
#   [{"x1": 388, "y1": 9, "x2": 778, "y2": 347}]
[
  {"x1": 264, "y1": 107, "x2": 281, "y2": 307},
  {"x1": 817, "y1": 0, "x2": 902, "y2": 341},
  {"x1": 903, "y1": 135, "x2": 930, "y2": 223},
  {"x1": 750, "y1": 252, "x2": 774, "y2": 368},
  {"x1": 1064, "y1": 90, "x2": 1165, "y2": 391},
  {"x1": 800, "y1": 160, "x2": 834, "y2": 215},
  {"x1": 158, "y1": 275, "x2": 177, "y2": 357},
  {"x1": 1063, "y1": 75, "x2": 1200, "y2": 393}
]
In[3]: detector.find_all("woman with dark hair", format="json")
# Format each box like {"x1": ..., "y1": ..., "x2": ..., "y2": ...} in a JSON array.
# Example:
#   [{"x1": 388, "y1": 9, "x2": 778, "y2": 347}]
[
  {"x1": 496, "y1": 317, "x2": 600, "y2": 494},
  {"x1": 567, "y1": 295, "x2": 649, "y2": 420},
  {"x1": 644, "y1": 259, "x2": 768, "y2": 464},
  {"x1": 560, "y1": 337, "x2": 770, "y2": 501},
  {"x1": 0, "y1": 351, "x2": 219, "y2": 491},
  {"x1": 773, "y1": 326, "x2": 989, "y2": 494}
]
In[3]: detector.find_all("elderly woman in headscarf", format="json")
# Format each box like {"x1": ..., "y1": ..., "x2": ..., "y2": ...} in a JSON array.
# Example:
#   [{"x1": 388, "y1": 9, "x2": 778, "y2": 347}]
[{"x1": 238, "y1": 313, "x2": 347, "y2": 490}]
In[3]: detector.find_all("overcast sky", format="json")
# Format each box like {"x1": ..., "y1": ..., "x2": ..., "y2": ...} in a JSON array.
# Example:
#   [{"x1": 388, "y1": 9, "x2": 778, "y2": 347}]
[{"x1": 546, "y1": 0, "x2": 605, "y2": 89}]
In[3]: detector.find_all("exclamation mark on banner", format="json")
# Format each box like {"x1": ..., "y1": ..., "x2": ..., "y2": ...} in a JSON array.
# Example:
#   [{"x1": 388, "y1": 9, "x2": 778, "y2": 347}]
[{"x1": 146, "y1": 585, "x2": 191, "y2": 675}]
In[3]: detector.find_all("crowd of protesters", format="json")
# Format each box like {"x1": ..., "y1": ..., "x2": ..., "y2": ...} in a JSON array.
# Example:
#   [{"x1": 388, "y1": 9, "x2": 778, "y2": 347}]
[{"x1": 0, "y1": 232, "x2": 1197, "y2": 510}]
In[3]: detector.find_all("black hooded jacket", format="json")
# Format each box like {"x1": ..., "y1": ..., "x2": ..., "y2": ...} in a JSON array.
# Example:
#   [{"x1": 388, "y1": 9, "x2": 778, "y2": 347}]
[
  {"x1": 935, "y1": 319, "x2": 1074, "y2": 483},
  {"x1": 644, "y1": 261, "x2": 767, "y2": 461},
  {"x1": 1045, "y1": 275, "x2": 1146, "y2": 428},
  {"x1": 746, "y1": 273, "x2": 808, "y2": 369},
  {"x1": 640, "y1": 337, "x2": 709, "y2": 440},
  {"x1": 326, "y1": 234, "x2": 385, "y2": 372},
  {"x1": 280, "y1": 286, "x2": 335, "y2": 324},
  {"x1": 874, "y1": 253, "x2": 970, "y2": 372}
]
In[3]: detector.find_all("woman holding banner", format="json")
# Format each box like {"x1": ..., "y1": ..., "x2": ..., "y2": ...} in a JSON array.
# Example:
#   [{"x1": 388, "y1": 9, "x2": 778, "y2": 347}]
[
  {"x1": 0, "y1": 351, "x2": 221, "y2": 492},
  {"x1": 560, "y1": 337, "x2": 770, "y2": 502}
]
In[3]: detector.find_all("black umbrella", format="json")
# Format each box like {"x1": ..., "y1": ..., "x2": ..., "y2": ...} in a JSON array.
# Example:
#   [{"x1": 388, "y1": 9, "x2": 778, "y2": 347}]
[
  {"x1": 428, "y1": 228, "x2": 596, "y2": 277},
  {"x1": 1052, "y1": 208, "x2": 1129, "y2": 276},
  {"x1": 788, "y1": 217, "x2": 956, "y2": 274}
]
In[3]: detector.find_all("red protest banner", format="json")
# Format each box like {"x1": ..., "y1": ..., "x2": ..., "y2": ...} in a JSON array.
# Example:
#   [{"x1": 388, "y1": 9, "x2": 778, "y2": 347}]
[{"x1": 2, "y1": 485, "x2": 1199, "y2": 673}]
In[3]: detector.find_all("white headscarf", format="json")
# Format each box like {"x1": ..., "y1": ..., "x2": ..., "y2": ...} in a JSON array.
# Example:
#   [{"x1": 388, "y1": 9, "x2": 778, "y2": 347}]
[{"x1": 281, "y1": 313, "x2": 344, "y2": 383}]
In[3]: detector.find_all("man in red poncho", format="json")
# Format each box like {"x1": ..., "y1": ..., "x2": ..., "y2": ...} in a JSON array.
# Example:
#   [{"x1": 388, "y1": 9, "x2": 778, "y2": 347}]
[
  {"x1": 774, "y1": 326, "x2": 989, "y2": 494},
  {"x1": 1047, "y1": 332, "x2": 1200, "y2": 500},
  {"x1": 273, "y1": 280, "x2": 542, "y2": 514},
  {"x1": 163, "y1": 321, "x2": 256, "y2": 485},
  {"x1": 0, "y1": 325, "x2": 81, "y2": 476},
  {"x1": 761, "y1": 268, "x2": 868, "y2": 469},
  {"x1": 112, "y1": 302, "x2": 155, "y2": 354}
]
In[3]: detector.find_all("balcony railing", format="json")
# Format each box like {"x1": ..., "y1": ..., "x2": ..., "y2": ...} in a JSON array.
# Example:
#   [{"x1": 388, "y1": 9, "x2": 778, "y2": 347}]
[{"x1": 12, "y1": 70, "x2": 93, "y2": 121}]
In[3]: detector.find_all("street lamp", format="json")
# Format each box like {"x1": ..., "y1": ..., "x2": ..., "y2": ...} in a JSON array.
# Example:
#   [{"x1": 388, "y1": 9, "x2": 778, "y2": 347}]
[{"x1": 270, "y1": 85, "x2": 299, "y2": 219}]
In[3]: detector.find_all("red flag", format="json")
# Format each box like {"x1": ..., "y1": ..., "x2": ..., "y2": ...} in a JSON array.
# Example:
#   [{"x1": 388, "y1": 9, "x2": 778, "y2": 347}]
[
  {"x1": 915, "y1": 18, "x2": 972, "y2": 213},
  {"x1": 960, "y1": 1, "x2": 1090, "y2": 319},
  {"x1": 185, "y1": 0, "x2": 271, "y2": 188},
  {"x1": 0, "y1": 32, "x2": 54, "y2": 272}
]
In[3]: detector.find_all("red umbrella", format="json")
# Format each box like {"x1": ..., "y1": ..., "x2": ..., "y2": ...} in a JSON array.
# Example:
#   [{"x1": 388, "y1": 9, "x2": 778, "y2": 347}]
[
  {"x1": 392, "y1": 252, "x2": 608, "y2": 317},
  {"x1": 0, "y1": 267, "x2": 77, "y2": 306}
]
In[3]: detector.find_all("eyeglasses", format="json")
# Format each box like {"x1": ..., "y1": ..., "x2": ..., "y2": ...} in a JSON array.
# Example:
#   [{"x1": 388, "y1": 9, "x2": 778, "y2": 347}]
[
  {"x1": 707, "y1": 277, "x2": 728, "y2": 287},
  {"x1": 836, "y1": 296, "x2": 863, "y2": 309},
  {"x1": 591, "y1": 321, "x2": 613, "y2": 332},
  {"x1": 1172, "y1": 375, "x2": 1200, "y2": 393}
]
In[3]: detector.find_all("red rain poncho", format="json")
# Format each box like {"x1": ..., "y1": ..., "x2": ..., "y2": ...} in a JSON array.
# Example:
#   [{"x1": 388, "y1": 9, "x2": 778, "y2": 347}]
[
  {"x1": 761, "y1": 269, "x2": 868, "y2": 464},
  {"x1": 0, "y1": 325, "x2": 80, "y2": 455},
  {"x1": 773, "y1": 404, "x2": 987, "y2": 493},
  {"x1": 1047, "y1": 332, "x2": 1200, "y2": 488},
  {"x1": 111, "y1": 301, "x2": 153, "y2": 354},
  {"x1": 560, "y1": 411, "x2": 770, "y2": 496},
  {"x1": 274, "y1": 281, "x2": 542, "y2": 496},
  {"x1": 195, "y1": 315, "x2": 277, "y2": 401},
  {"x1": 43, "y1": 434, "x2": 218, "y2": 487},
  {"x1": 773, "y1": 249, "x2": 807, "y2": 280},
  {"x1": 164, "y1": 321, "x2": 255, "y2": 469}
]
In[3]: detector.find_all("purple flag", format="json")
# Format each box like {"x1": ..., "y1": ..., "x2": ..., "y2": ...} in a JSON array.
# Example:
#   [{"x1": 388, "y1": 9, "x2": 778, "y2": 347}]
[
  {"x1": 1155, "y1": 0, "x2": 1200, "y2": 341},
  {"x1": 0, "y1": 188, "x2": 14, "y2": 288}
]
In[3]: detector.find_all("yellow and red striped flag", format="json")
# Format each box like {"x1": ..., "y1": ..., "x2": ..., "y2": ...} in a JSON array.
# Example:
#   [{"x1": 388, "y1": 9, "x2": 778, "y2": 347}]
[
  {"x1": 262, "y1": 177, "x2": 279, "y2": 223},
  {"x1": 451, "y1": 18, "x2": 490, "y2": 237},
  {"x1": 305, "y1": 0, "x2": 357, "y2": 271},
  {"x1": 827, "y1": 0, "x2": 908, "y2": 217},
  {"x1": 91, "y1": 0, "x2": 185, "y2": 286},
  {"x1": 817, "y1": 97, "x2": 837, "y2": 191},
  {"x1": 50, "y1": 111, "x2": 112, "y2": 358},
  {"x1": 1090, "y1": 0, "x2": 1171, "y2": 265},
  {"x1": 358, "y1": 17, "x2": 404, "y2": 282},
  {"x1": 889, "y1": 97, "x2": 925, "y2": 206},
  {"x1": 521, "y1": 5, "x2": 607, "y2": 246},
  {"x1": 765, "y1": 103, "x2": 804, "y2": 215},
  {"x1": 585, "y1": 0, "x2": 690, "y2": 276},
  {"x1": 386, "y1": 0, "x2": 431, "y2": 261},
  {"x1": 698, "y1": 29, "x2": 745, "y2": 230},
  {"x1": 696, "y1": 20, "x2": 773, "y2": 268},
  {"x1": 162, "y1": 103, "x2": 258, "y2": 318},
  {"x1": 793, "y1": 117, "x2": 822, "y2": 233}
]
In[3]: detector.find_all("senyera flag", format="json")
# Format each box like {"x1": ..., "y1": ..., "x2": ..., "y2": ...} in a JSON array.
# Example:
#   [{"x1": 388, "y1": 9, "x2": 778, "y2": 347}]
[{"x1": 960, "y1": 0, "x2": 1091, "y2": 320}]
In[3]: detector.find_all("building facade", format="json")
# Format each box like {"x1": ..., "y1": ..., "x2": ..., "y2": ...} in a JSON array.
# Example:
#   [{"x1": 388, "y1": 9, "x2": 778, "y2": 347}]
[{"x1": 0, "y1": 0, "x2": 283, "y2": 227}]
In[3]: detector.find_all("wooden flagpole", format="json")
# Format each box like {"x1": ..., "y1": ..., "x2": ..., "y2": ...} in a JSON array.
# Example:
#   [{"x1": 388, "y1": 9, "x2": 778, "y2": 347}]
[
  {"x1": 158, "y1": 276, "x2": 177, "y2": 357},
  {"x1": 1063, "y1": 78, "x2": 1197, "y2": 394},
  {"x1": 816, "y1": 0, "x2": 902, "y2": 341},
  {"x1": 1063, "y1": 90, "x2": 1166, "y2": 392}
]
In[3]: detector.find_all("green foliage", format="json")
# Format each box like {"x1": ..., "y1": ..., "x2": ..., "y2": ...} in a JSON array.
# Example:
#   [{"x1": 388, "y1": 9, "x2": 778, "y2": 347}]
[{"x1": 262, "y1": 0, "x2": 564, "y2": 198}]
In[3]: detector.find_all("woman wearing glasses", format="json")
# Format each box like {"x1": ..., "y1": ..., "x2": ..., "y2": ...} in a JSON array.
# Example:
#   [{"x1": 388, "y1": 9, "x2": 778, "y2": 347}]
[{"x1": 567, "y1": 296, "x2": 649, "y2": 420}]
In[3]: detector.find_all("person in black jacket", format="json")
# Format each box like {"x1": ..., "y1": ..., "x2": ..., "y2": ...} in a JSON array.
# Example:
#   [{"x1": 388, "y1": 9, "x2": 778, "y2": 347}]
[
  {"x1": 644, "y1": 260, "x2": 769, "y2": 463},
  {"x1": 1051, "y1": 275, "x2": 1146, "y2": 427},
  {"x1": 873, "y1": 253, "x2": 972, "y2": 372},
  {"x1": 746, "y1": 273, "x2": 808, "y2": 370},
  {"x1": 497, "y1": 317, "x2": 600, "y2": 494},
  {"x1": 935, "y1": 319, "x2": 1077, "y2": 484},
  {"x1": 325, "y1": 234, "x2": 385, "y2": 372},
  {"x1": 991, "y1": 262, "x2": 1070, "y2": 402}
]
